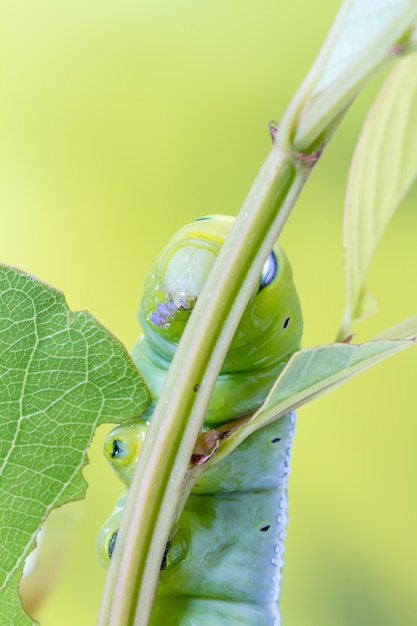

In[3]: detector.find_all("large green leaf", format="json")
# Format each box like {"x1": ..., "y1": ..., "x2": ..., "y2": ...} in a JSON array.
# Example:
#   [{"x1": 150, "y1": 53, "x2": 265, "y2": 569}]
[
  {"x1": 0, "y1": 265, "x2": 151, "y2": 625},
  {"x1": 195, "y1": 337, "x2": 416, "y2": 467},
  {"x1": 337, "y1": 54, "x2": 417, "y2": 339}
]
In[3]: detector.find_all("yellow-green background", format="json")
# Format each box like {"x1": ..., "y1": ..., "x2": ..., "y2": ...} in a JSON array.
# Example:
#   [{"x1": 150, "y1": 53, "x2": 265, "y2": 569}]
[{"x1": 2, "y1": 1, "x2": 416, "y2": 624}]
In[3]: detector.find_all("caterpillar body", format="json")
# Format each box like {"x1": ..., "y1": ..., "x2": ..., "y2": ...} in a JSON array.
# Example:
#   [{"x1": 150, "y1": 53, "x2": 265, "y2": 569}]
[{"x1": 97, "y1": 215, "x2": 303, "y2": 624}]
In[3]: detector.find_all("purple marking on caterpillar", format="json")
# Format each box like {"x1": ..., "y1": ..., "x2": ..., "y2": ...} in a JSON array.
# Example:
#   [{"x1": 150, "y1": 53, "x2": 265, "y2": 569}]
[{"x1": 149, "y1": 300, "x2": 177, "y2": 327}]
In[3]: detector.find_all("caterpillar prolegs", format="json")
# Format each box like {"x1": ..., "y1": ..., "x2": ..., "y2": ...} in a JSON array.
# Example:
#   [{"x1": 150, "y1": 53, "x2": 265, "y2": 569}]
[
  {"x1": 99, "y1": 412, "x2": 295, "y2": 625},
  {"x1": 97, "y1": 215, "x2": 303, "y2": 624}
]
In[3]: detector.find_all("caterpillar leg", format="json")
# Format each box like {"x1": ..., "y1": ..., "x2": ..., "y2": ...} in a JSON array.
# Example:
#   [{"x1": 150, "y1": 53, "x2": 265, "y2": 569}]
[
  {"x1": 96, "y1": 490, "x2": 127, "y2": 569},
  {"x1": 149, "y1": 598, "x2": 280, "y2": 626},
  {"x1": 151, "y1": 414, "x2": 294, "y2": 624}
]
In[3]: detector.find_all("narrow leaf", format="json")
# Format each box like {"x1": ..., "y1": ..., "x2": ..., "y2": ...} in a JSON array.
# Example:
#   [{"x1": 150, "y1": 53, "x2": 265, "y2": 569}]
[
  {"x1": 312, "y1": 0, "x2": 417, "y2": 94},
  {"x1": 338, "y1": 53, "x2": 417, "y2": 339},
  {"x1": 373, "y1": 314, "x2": 417, "y2": 339},
  {"x1": 200, "y1": 338, "x2": 416, "y2": 466},
  {"x1": 292, "y1": 0, "x2": 417, "y2": 151},
  {"x1": 0, "y1": 265, "x2": 151, "y2": 625}
]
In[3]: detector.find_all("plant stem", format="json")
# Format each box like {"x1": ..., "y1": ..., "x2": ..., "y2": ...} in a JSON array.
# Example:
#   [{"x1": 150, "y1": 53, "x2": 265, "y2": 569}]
[
  {"x1": 97, "y1": 142, "x2": 312, "y2": 626},
  {"x1": 97, "y1": 2, "x2": 417, "y2": 624}
]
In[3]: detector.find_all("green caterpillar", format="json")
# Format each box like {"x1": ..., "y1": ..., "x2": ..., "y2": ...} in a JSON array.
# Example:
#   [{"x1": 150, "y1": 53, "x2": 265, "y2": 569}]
[{"x1": 97, "y1": 215, "x2": 303, "y2": 624}]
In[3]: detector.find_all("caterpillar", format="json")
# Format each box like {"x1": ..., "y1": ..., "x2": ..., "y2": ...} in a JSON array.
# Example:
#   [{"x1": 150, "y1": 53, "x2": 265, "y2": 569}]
[{"x1": 97, "y1": 215, "x2": 303, "y2": 624}]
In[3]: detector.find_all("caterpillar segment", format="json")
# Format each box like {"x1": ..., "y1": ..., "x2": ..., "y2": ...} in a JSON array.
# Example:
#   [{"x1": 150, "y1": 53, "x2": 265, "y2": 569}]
[{"x1": 98, "y1": 215, "x2": 302, "y2": 624}]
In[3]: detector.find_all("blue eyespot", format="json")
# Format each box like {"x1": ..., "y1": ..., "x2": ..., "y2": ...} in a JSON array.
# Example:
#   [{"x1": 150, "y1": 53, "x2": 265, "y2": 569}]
[{"x1": 259, "y1": 252, "x2": 277, "y2": 290}]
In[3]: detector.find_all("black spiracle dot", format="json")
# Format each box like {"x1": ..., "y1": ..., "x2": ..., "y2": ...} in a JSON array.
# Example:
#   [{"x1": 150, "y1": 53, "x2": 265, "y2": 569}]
[
  {"x1": 108, "y1": 530, "x2": 118, "y2": 560},
  {"x1": 260, "y1": 524, "x2": 271, "y2": 533},
  {"x1": 282, "y1": 316, "x2": 290, "y2": 329},
  {"x1": 160, "y1": 542, "x2": 169, "y2": 570},
  {"x1": 271, "y1": 437, "x2": 281, "y2": 444}
]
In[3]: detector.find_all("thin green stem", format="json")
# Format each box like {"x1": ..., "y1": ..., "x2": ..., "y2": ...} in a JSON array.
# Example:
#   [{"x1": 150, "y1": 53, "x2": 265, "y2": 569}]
[
  {"x1": 276, "y1": 0, "x2": 353, "y2": 148},
  {"x1": 97, "y1": 143, "x2": 311, "y2": 626},
  {"x1": 97, "y1": 3, "x2": 417, "y2": 626}
]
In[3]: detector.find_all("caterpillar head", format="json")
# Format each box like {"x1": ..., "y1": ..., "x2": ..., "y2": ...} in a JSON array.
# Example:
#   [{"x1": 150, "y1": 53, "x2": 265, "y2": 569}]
[
  {"x1": 138, "y1": 216, "x2": 232, "y2": 350},
  {"x1": 138, "y1": 215, "x2": 303, "y2": 374}
]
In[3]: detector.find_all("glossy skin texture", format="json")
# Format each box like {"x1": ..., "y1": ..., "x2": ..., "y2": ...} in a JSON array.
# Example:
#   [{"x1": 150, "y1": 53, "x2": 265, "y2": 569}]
[
  {"x1": 150, "y1": 413, "x2": 295, "y2": 626},
  {"x1": 98, "y1": 413, "x2": 294, "y2": 625},
  {"x1": 103, "y1": 412, "x2": 151, "y2": 484},
  {"x1": 132, "y1": 215, "x2": 303, "y2": 425},
  {"x1": 98, "y1": 216, "x2": 303, "y2": 624},
  {"x1": 96, "y1": 490, "x2": 127, "y2": 569}
]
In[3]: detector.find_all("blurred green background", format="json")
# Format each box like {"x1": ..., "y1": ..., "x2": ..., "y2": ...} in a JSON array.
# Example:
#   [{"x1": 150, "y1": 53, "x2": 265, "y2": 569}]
[{"x1": 1, "y1": 1, "x2": 416, "y2": 624}]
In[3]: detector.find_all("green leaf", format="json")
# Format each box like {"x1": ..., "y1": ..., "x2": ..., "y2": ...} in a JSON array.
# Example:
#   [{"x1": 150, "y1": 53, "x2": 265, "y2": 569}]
[
  {"x1": 201, "y1": 338, "x2": 416, "y2": 466},
  {"x1": 0, "y1": 265, "x2": 151, "y2": 625},
  {"x1": 338, "y1": 53, "x2": 417, "y2": 340},
  {"x1": 292, "y1": 0, "x2": 417, "y2": 151}
]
